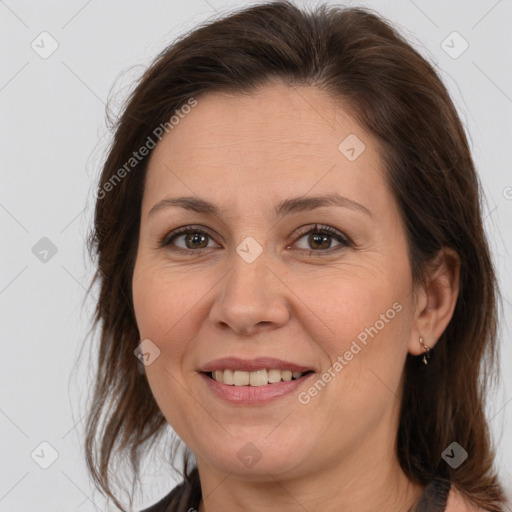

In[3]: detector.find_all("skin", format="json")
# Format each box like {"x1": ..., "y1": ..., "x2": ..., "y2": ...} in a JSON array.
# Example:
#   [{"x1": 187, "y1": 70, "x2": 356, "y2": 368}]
[{"x1": 132, "y1": 80, "x2": 461, "y2": 512}]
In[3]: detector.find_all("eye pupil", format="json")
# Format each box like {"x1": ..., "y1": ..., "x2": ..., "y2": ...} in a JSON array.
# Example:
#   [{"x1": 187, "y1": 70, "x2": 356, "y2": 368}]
[
  {"x1": 187, "y1": 232, "x2": 208, "y2": 249},
  {"x1": 309, "y1": 233, "x2": 330, "y2": 250}
]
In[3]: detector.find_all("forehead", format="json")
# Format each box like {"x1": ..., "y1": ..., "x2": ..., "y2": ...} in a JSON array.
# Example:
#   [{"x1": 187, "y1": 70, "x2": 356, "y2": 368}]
[
  {"x1": 152, "y1": 82, "x2": 366, "y2": 158},
  {"x1": 143, "y1": 82, "x2": 388, "y2": 215}
]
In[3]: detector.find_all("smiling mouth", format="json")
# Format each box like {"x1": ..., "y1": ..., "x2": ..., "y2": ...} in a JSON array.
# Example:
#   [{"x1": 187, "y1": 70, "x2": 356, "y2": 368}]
[{"x1": 204, "y1": 369, "x2": 315, "y2": 386}]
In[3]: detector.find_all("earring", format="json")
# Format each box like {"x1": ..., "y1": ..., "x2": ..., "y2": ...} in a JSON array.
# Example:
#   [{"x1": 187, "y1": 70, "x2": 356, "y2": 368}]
[{"x1": 419, "y1": 336, "x2": 431, "y2": 365}]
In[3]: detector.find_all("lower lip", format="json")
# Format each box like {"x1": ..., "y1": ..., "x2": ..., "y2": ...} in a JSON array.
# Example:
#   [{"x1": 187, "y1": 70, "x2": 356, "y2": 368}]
[{"x1": 199, "y1": 372, "x2": 314, "y2": 405}]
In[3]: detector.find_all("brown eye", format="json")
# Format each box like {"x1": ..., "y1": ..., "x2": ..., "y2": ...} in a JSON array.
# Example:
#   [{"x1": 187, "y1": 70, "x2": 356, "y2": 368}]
[
  {"x1": 304, "y1": 232, "x2": 333, "y2": 250},
  {"x1": 292, "y1": 224, "x2": 351, "y2": 255},
  {"x1": 158, "y1": 223, "x2": 351, "y2": 256},
  {"x1": 158, "y1": 226, "x2": 218, "y2": 253},
  {"x1": 180, "y1": 231, "x2": 210, "y2": 249}
]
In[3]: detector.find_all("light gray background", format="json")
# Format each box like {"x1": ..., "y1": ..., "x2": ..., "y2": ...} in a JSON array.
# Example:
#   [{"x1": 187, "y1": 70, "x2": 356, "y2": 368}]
[{"x1": 1, "y1": 0, "x2": 511, "y2": 511}]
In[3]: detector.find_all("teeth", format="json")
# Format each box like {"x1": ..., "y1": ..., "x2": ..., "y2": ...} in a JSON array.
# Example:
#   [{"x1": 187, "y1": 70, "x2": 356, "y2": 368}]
[
  {"x1": 268, "y1": 369, "x2": 281, "y2": 383},
  {"x1": 249, "y1": 369, "x2": 268, "y2": 387},
  {"x1": 210, "y1": 369, "x2": 307, "y2": 386},
  {"x1": 232, "y1": 370, "x2": 249, "y2": 386},
  {"x1": 281, "y1": 370, "x2": 292, "y2": 381},
  {"x1": 223, "y1": 369, "x2": 234, "y2": 385}
]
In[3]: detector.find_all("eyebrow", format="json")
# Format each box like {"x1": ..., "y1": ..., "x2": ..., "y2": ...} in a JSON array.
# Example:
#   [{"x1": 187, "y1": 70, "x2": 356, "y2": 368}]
[{"x1": 148, "y1": 193, "x2": 372, "y2": 219}]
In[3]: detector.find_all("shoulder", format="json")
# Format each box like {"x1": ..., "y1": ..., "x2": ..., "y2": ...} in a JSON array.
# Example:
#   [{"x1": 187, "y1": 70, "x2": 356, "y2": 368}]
[
  {"x1": 137, "y1": 475, "x2": 202, "y2": 512},
  {"x1": 137, "y1": 482, "x2": 185, "y2": 512},
  {"x1": 445, "y1": 487, "x2": 488, "y2": 512}
]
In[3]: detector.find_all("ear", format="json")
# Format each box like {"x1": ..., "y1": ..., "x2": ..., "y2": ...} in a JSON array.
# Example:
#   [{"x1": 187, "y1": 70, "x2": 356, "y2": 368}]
[{"x1": 408, "y1": 247, "x2": 461, "y2": 356}]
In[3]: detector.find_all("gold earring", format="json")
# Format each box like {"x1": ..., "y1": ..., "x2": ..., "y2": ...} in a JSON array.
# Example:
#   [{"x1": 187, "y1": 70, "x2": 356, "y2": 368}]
[{"x1": 419, "y1": 336, "x2": 431, "y2": 365}]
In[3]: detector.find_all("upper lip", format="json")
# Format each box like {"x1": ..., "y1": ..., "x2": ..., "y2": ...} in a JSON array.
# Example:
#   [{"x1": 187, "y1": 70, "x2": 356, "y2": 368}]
[{"x1": 198, "y1": 357, "x2": 314, "y2": 373}]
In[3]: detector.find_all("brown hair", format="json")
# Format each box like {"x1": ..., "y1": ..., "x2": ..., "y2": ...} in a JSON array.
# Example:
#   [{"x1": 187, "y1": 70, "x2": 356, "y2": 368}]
[{"x1": 84, "y1": 2, "x2": 507, "y2": 510}]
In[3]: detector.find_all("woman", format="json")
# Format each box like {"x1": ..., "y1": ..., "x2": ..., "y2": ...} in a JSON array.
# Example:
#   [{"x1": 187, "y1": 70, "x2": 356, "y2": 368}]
[{"x1": 84, "y1": 2, "x2": 508, "y2": 511}]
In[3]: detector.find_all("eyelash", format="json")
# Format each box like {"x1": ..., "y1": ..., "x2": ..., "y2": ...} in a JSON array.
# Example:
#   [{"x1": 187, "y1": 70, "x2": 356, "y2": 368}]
[{"x1": 157, "y1": 223, "x2": 352, "y2": 257}]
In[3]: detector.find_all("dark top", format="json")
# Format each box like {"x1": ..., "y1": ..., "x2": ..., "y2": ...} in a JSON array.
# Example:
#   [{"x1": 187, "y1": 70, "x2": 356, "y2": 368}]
[{"x1": 139, "y1": 469, "x2": 451, "y2": 512}]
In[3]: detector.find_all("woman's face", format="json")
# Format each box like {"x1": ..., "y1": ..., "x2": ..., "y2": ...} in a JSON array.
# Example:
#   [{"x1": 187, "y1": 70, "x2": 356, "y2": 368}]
[{"x1": 132, "y1": 81, "x2": 420, "y2": 479}]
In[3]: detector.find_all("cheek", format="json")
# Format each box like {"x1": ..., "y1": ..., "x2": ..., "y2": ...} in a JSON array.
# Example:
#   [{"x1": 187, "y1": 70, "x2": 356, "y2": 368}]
[
  {"x1": 301, "y1": 269, "x2": 403, "y2": 348},
  {"x1": 308, "y1": 278, "x2": 409, "y2": 411},
  {"x1": 132, "y1": 262, "x2": 183, "y2": 354},
  {"x1": 132, "y1": 263, "x2": 202, "y2": 434},
  {"x1": 301, "y1": 266, "x2": 411, "y2": 406},
  {"x1": 132, "y1": 265, "x2": 166, "y2": 340},
  {"x1": 132, "y1": 261, "x2": 215, "y2": 365}
]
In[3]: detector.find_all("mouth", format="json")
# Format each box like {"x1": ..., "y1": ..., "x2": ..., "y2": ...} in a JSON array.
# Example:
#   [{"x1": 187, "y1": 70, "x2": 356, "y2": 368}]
[
  {"x1": 197, "y1": 357, "x2": 316, "y2": 404},
  {"x1": 203, "y1": 369, "x2": 315, "y2": 386},
  {"x1": 198, "y1": 368, "x2": 316, "y2": 405}
]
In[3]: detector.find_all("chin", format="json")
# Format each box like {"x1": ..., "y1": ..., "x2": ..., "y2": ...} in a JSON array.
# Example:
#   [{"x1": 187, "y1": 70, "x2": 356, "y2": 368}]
[{"x1": 199, "y1": 434, "x2": 309, "y2": 478}]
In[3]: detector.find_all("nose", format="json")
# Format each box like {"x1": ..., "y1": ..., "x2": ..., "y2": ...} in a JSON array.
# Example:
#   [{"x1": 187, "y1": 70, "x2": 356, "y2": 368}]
[{"x1": 208, "y1": 250, "x2": 291, "y2": 337}]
